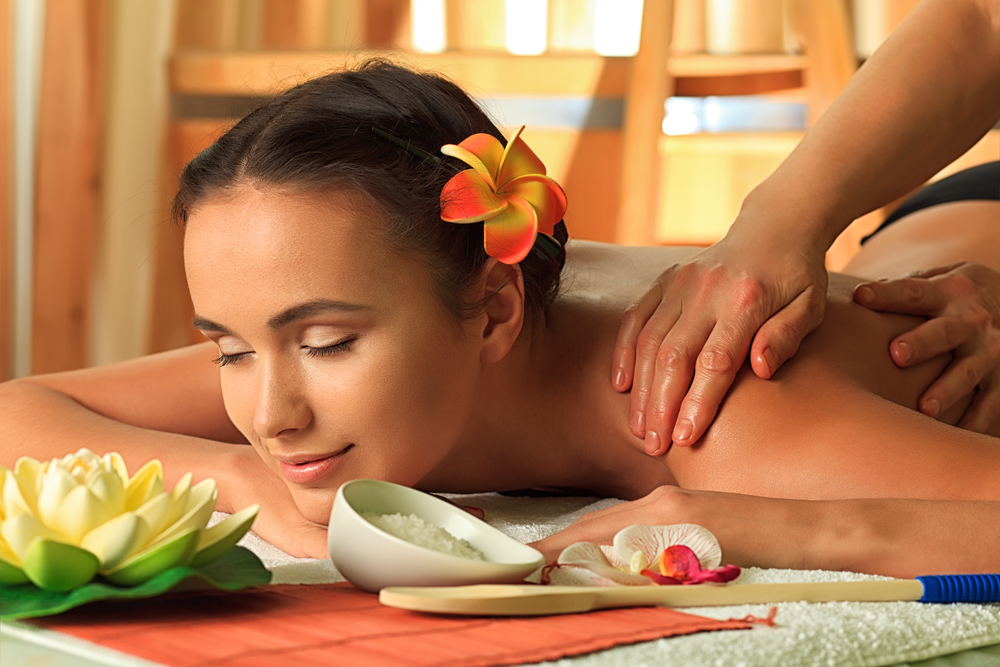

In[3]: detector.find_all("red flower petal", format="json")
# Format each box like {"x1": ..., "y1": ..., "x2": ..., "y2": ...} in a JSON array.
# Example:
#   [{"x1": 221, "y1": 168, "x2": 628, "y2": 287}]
[
  {"x1": 441, "y1": 169, "x2": 508, "y2": 223},
  {"x1": 685, "y1": 564, "x2": 742, "y2": 584},
  {"x1": 483, "y1": 194, "x2": 537, "y2": 264},
  {"x1": 501, "y1": 174, "x2": 567, "y2": 236},
  {"x1": 640, "y1": 568, "x2": 683, "y2": 585},
  {"x1": 658, "y1": 544, "x2": 703, "y2": 581}
]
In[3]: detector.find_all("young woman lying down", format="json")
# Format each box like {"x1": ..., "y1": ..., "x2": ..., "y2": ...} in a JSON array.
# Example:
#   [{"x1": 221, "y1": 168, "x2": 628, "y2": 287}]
[{"x1": 1, "y1": 62, "x2": 997, "y2": 578}]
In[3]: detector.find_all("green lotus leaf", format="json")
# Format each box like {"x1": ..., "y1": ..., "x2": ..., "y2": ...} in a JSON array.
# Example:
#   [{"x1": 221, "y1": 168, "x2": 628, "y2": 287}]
[
  {"x1": 0, "y1": 558, "x2": 28, "y2": 585},
  {"x1": 0, "y1": 546, "x2": 271, "y2": 621},
  {"x1": 190, "y1": 504, "x2": 259, "y2": 569},
  {"x1": 21, "y1": 539, "x2": 100, "y2": 592},
  {"x1": 104, "y1": 527, "x2": 199, "y2": 586}
]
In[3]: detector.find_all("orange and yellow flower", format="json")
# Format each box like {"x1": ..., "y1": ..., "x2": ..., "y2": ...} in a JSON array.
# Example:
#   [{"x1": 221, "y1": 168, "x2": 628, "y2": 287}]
[{"x1": 440, "y1": 125, "x2": 567, "y2": 264}]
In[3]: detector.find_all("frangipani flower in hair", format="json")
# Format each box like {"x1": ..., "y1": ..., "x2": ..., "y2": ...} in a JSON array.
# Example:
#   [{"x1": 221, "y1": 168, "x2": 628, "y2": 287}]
[
  {"x1": 546, "y1": 524, "x2": 740, "y2": 587},
  {"x1": 440, "y1": 125, "x2": 568, "y2": 264}
]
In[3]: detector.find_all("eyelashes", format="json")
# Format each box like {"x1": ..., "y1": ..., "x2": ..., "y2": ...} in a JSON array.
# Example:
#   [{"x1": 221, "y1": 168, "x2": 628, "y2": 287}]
[
  {"x1": 305, "y1": 338, "x2": 356, "y2": 358},
  {"x1": 212, "y1": 338, "x2": 356, "y2": 367},
  {"x1": 212, "y1": 351, "x2": 250, "y2": 367}
]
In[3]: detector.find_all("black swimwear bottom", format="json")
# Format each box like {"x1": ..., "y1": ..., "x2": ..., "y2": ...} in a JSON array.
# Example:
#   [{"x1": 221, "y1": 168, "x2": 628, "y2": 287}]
[{"x1": 862, "y1": 160, "x2": 1000, "y2": 244}]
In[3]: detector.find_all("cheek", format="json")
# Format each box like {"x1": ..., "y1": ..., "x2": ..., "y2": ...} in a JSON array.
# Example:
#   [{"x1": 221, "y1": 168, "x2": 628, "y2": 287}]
[
  {"x1": 220, "y1": 373, "x2": 257, "y2": 442},
  {"x1": 349, "y1": 328, "x2": 481, "y2": 481}
]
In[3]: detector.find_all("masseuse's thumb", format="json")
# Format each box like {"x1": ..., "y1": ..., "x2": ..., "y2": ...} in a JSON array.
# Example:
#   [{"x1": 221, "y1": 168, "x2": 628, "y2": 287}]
[{"x1": 750, "y1": 290, "x2": 825, "y2": 379}]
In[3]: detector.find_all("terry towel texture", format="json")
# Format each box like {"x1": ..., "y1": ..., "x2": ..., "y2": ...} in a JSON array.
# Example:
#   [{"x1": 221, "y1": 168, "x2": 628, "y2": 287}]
[
  {"x1": 249, "y1": 493, "x2": 1000, "y2": 667},
  {"x1": 4, "y1": 494, "x2": 997, "y2": 667}
]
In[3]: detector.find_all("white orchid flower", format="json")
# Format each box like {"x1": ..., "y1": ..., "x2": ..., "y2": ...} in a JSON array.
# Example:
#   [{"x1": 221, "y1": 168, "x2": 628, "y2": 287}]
[
  {"x1": 0, "y1": 449, "x2": 258, "y2": 592},
  {"x1": 546, "y1": 524, "x2": 740, "y2": 587}
]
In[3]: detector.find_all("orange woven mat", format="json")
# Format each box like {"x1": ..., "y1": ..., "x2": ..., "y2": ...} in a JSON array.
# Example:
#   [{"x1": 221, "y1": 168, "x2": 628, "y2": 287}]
[{"x1": 33, "y1": 583, "x2": 751, "y2": 667}]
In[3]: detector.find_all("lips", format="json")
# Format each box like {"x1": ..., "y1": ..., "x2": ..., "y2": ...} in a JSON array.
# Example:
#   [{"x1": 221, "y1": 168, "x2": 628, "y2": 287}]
[{"x1": 276, "y1": 445, "x2": 354, "y2": 485}]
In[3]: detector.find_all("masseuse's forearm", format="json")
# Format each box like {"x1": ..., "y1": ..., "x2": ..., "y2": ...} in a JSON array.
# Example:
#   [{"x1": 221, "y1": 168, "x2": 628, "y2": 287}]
[
  {"x1": 0, "y1": 380, "x2": 249, "y2": 513},
  {"x1": 738, "y1": 0, "x2": 1000, "y2": 250}
]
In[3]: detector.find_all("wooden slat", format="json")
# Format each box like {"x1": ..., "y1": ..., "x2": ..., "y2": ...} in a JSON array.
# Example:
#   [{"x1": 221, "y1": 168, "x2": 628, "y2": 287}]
[
  {"x1": 169, "y1": 49, "x2": 813, "y2": 99},
  {"x1": 615, "y1": 0, "x2": 675, "y2": 245},
  {"x1": 548, "y1": 0, "x2": 595, "y2": 52},
  {"x1": 787, "y1": 0, "x2": 856, "y2": 124},
  {"x1": 174, "y1": 0, "x2": 241, "y2": 50},
  {"x1": 328, "y1": 0, "x2": 368, "y2": 50},
  {"x1": 669, "y1": 53, "x2": 806, "y2": 77},
  {"x1": 261, "y1": 0, "x2": 330, "y2": 50},
  {"x1": 672, "y1": 0, "x2": 705, "y2": 55},
  {"x1": 32, "y1": 0, "x2": 108, "y2": 373},
  {"x1": 446, "y1": 0, "x2": 506, "y2": 52},
  {"x1": 169, "y1": 50, "x2": 632, "y2": 97},
  {"x1": 0, "y1": 0, "x2": 12, "y2": 380},
  {"x1": 674, "y1": 69, "x2": 802, "y2": 96},
  {"x1": 149, "y1": 120, "x2": 234, "y2": 354},
  {"x1": 365, "y1": 0, "x2": 411, "y2": 48}
]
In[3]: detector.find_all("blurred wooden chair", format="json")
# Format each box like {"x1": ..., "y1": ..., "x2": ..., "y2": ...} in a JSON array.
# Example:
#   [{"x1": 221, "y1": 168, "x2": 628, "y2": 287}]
[{"x1": 151, "y1": 0, "x2": 857, "y2": 352}]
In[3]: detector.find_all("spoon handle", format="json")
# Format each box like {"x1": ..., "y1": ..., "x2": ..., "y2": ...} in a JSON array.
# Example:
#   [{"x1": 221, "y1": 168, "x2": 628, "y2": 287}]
[{"x1": 380, "y1": 575, "x2": 1000, "y2": 616}]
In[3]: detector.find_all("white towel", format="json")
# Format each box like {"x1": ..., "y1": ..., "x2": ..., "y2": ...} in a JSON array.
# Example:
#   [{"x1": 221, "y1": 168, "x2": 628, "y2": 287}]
[{"x1": 239, "y1": 493, "x2": 1000, "y2": 667}]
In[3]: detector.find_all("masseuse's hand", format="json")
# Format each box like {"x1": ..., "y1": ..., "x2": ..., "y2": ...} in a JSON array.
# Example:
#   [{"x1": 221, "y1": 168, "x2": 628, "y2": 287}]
[
  {"x1": 853, "y1": 261, "x2": 1000, "y2": 432},
  {"x1": 613, "y1": 225, "x2": 829, "y2": 454}
]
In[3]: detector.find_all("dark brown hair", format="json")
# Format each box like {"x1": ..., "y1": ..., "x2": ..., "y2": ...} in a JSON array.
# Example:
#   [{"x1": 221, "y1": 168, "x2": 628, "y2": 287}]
[{"x1": 173, "y1": 59, "x2": 568, "y2": 319}]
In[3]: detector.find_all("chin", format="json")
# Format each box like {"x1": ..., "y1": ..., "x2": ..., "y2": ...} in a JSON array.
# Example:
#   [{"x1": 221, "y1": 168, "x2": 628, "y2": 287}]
[{"x1": 292, "y1": 486, "x2": 338, "y2": 526}]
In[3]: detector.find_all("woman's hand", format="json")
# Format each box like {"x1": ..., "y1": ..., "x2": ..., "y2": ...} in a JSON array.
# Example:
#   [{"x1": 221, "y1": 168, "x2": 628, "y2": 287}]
[
  {"x1": 529, "y1": 486, "x2": 815, "y2": 569},
  {"x1": 613, "y1": 226, "x2": 829, "y2": 454},
  {"x1": 219, "y1": 446, "x2": 330, "y2": 559},
  {"x1": 853, "y1": 261, "x2": 1000, "y2": 432}
]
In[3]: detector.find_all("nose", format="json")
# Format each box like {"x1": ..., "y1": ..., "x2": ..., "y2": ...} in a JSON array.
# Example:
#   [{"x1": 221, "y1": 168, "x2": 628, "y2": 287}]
[{"x1": 252, "y1": 359, "x2": 312, "y2": 440}]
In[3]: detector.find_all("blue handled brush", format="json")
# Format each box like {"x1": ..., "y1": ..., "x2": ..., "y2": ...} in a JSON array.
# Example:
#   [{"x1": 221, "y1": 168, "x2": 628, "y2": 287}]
[{"x1": 379, "y1": 574, "x2": 1000, "y2": 615}]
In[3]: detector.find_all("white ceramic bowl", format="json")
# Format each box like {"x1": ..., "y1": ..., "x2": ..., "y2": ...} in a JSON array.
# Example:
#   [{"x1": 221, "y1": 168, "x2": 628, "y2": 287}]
[{"x1": 328, "y1": 479, "x2": 544, "y2": 593}]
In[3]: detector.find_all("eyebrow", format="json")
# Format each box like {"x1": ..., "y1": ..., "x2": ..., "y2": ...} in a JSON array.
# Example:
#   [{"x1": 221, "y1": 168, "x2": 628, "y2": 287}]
[{"x1": 192, "y1": 299, "x2": 367, "y2": 334}]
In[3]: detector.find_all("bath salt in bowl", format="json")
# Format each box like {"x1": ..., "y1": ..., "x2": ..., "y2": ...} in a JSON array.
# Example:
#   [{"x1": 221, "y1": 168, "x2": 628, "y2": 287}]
[{"x1": 328, "y1": 480, "x2": 543, "y2": 593}]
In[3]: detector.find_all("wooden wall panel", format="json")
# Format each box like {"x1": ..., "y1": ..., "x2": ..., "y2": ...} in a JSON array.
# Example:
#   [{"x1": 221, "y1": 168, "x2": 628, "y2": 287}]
[
  {"x1": 175, "y1": 0, "x2": 241, "y2": 50},
  {"x1": 615, "y1": 0, "x2": 675, "y2": 245},
  {"x1": 31, "y1": 0, "x2": 108, "y2": 374},
  {"x1": 365, "y1": 0, "x2": 410, "y2": 48},
  {"x1": 261, "y1": 0, "x2": 330, "y2": 49},
  {"x1": 148, "y1": 120, "x2": 232, "y2": 354},
  {"x1": 0, "y1": 0, "x2": 11, "y2": 380}
]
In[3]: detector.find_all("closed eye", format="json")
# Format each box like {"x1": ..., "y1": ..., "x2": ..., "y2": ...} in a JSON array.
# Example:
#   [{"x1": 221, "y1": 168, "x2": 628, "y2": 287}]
[
  {"x1": 212, "y1": 351, "x2": 251, "y2": 367},
  {"x1": 305, "y1": 338, "x2": 356, "y2": 358}
]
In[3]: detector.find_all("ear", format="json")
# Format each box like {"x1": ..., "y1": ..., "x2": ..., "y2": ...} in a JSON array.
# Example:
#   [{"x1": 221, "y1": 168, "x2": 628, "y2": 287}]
[{"x1": 478, "y1": 259, "x2": 526, "y2": 364}]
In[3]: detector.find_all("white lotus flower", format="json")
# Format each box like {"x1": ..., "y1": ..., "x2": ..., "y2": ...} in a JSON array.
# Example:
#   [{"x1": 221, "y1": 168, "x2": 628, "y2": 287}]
[{"x1": 0, "y1": 449, "x2": 258, "y2": 591}]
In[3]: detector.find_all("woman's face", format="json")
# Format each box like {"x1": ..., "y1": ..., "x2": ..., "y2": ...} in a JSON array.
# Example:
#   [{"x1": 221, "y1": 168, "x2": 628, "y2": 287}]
[{"x1": 184, "y1": 187, "x2": 484, "y2": 524}]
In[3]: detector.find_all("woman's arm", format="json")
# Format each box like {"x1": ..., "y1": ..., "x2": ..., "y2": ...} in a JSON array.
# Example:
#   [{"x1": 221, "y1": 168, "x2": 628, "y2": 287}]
[
  {"x1": 615, "y1": 0, "x2": 1000, "y2": 451},
  {"x1": 531, "y1": 487, "x2": 1000, "y2": 578},
  {"x1": 0, "y1": 343, "x2": 329, "y2": 558}
]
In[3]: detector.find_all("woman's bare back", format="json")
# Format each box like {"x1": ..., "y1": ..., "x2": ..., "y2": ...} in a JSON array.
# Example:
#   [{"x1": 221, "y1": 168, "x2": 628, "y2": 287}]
[{"x1": 555, "y1": 220, "x2": 1000, "y2": 504}]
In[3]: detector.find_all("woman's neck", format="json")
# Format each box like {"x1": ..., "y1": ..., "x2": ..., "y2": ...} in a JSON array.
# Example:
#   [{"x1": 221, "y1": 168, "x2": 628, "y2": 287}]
[{"x1": 417, "y1": 294, "x2": 674, "y2": 498}]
